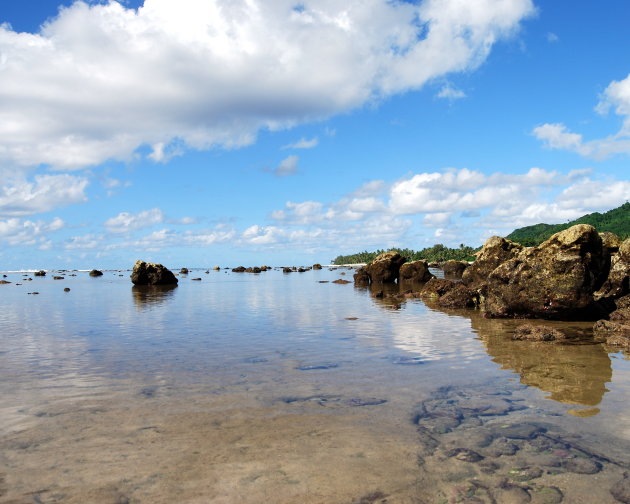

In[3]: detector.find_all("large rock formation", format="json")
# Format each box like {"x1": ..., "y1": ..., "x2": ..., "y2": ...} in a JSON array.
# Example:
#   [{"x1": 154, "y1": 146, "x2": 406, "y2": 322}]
[
  {"x1": 483, "y1": 225, "x2": 610, "y2": 319},
  {"x1": 399, "y1": 260, "x2": 434, "y2": 283},
  {"x1": 594, "y1": 294, "x2": 630, "y2": 346},
  {"x1": 131, "y1": 261, "x2": 178, "y2": 286},
  {"x1": 462, "y1": 237, "x2": 523, "y2": 288},
  {"x1": 595, "y1": 237, "x2": 630, "y2": 301},
  {"x1": 353, "y1": 251, "x2": 406, "y2": 285},
  {"x1": 441, "y1": 260, "x2": 469, "y2": 279}
]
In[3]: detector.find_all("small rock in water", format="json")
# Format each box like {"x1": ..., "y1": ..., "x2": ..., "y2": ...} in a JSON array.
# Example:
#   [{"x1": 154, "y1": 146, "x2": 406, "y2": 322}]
[
  {"x1": 508, "y1": 466, "x2": 544, "y2": 482},
  {"x1": 492, "y1": 484, "x2": 531, "y2": 504},
  {"x1": 563, "y1": 457, "x2": 602, "y2": 474},
  {"x1": 295, "y1": 363, "x2": 339, "y2": 371},
  {"x1": 89, "y1": 269, "x2": 103, "y2": 277},
  {"x1": 530, "y1": 486, "x2": 564, "y2": 504},
  {"x1": 445, "y1": 447, "x2": 484, "y2": 462},
  {"x1": 53, "y1": 276, "x2": 64, "y2": 280},
  {"x1": 332, "y1": 279, "x2": 351, "y2": 284},
  {"x1": 492, "y1": 423, "x2": 545, "y2": 440},
  {"x1": 64, "y1": 287, "x2": 71, "y2": 292},
  {"x1": 611, "y1": 473, "x2": 630, "y2": 503},
  {"x1": 343, "y1": 398, "x2": 387, "y2": 407},
  {"x1": 191, "y1": 278, "x2": 202, "y2": 281},
  {"x1": 345, "y1": 317, "x2": 358, "y2": 320}
]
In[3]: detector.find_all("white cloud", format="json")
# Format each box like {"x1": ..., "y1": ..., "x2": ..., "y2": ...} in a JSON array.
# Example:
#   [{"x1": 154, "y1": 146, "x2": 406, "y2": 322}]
[
  {"x1": 533, "y1": 73, "x2": 630, "y2": 159},
  {"x1": 0, "y1": 0, "x2": 534, "y2": 172},
  {"x1": 546, "y1": 32, "x2": 558, "y2": 43},
  {"x1": 0, "y1": 217, "x2": 65, "y2": 247},
  {"x1": 272, "y1": 155, "x2": 299, "y2": 177},
  {"x1": 0, "y1": 173, "x2": 88, "y2": 217},
  {"x1": 104, "y1": 207, "x2": 164, "y2": 233},
  {"x1": 282, "y1": 137, "x2": 319, "y2": 149},
  {"x1": 436, "y1": 84, "x2": 466, "y2": 100}
]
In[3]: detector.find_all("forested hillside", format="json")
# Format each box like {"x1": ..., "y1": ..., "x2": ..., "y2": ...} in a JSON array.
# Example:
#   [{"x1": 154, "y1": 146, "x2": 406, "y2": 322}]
[
  {"x1": 332, "y1": 244, "x2": 477, "y2": 265},
  {"x1": 506, "y1": 202, "x2": 630, "y2": 246}
]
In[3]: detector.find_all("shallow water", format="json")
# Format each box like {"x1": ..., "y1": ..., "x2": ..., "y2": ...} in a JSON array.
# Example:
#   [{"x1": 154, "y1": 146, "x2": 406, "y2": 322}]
[{"x1": 1, "y1": 268, "x2": 630, "y2": 503}]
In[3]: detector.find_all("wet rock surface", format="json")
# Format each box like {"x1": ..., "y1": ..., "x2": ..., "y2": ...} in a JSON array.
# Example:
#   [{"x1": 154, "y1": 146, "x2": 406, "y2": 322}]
[
  {"x1": 354, "y1": 251, "x2": 406, "y2": 285},
  {"x1": 411, "y1": 384, "x2": 629, "y2": 503},
  {"x1": 484, "y1": 225, "x2": 610, "y2": 319},
  {"x1": 442, "y1": 260, "x2": 469, "y2": 279},
  {"x1": 512, "y1": 324, "x2": 567, "y2": 342},
  {"x1": 130, "y1": 260, "x2": 178, "y2": 286},
  {"x1": 462, "y1": 236, "x2": 523, "y2": 289},
  {"x1": 399, "y1": 260, "x2": 434, "y2": 283}
]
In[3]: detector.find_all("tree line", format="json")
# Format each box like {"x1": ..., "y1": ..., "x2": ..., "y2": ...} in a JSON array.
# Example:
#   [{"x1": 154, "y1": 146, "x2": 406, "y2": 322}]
[{"x1": 332, "y1": 243, "x2": 477, "y2": 265}]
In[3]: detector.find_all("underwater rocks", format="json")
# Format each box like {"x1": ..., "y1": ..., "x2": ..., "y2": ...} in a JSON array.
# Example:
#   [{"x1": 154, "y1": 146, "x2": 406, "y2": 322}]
[
  {"x1": 412, "y1": 384, "x2": 628, "y2": 503},
  {"x1": 511, "y1": 324, "x2": 567, "y2": 342},
  {"x1": 130, "y1": 261, "x2": 178, "y2": 286}
]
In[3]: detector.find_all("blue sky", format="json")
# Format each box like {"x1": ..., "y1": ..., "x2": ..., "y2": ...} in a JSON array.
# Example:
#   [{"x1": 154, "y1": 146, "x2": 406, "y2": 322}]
[{"x1": 1, "y1": 0, "x2": 629, "y2": 269}]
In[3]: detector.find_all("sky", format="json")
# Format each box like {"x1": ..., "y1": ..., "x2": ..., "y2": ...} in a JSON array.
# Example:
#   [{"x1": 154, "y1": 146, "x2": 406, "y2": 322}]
[{"x1": 1, "y1": 0, "x2": 630, "y2": 269}]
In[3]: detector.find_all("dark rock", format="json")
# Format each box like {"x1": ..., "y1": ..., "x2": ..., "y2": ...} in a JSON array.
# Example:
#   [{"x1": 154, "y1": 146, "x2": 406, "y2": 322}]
[
  {"x1": 64, "y1": 287, "x2": 71, "y2": 292},
  {"x1": 295, "y1": 363, "x2": 339, "y2": 371},
  {"x1": 445, "y1": 447, "x2": 484, "y2": 462},
  {"x1": 484, "y1": 225, "x2": 610, "y2": 319},
  {"x1": 442, "y1": 260, "x2": 469, "y2": 279},
  {"x1": 245, "y1": 267, "x2": 262, "y2": 273},
  {"x1": 332, "y1": 279, "x2": 351, "y2": 284},
  {"x1": 563, "y1": 457, "x2": 601, "y2": 474},
  {"x1": 130, "y1": 261, "x2": 178, "y2": 286},
  {"x1": 420, "y1": 278, "x2": 457, "y2": 298},
  {"x1": 438, "y1": 283, "x2": 478, "y2": 308},
  {"x1": 462, "y1": 236, "x2": 523, "y2": 288},
  {"x1": 34, "y1": 270, "x2": 46, "y2": 277},
  {"x1": 53, "y1": 276, "x2": 64, "y2": 280},
  {"x1": 313, "y1": 263, "x2": 323, "y2": 270},
  {"x1": 0, "y1": 280, "x2": 11, "y2": 284},
  {"x1": 282, "y1": 267, "x2": 292, "y2": 273},
  {"x1": 399, "y1": 260, "x2": 434, "y2": 283},
  {"x1": 180, "y1": 268, "x2": 189, "y2": 274},
  {"x1": 343, "y1": 398, "x2": 387, "y2": 407},
  {"x1": 232, "y1": 266, "x2": 246, "y2": 272},
  {"x1": 512, "y1": 323, "x2": 567, "y2": 342},
  {"x1": 596, "y1": 238, "x2": 630, "y2": 301},
  {"x1": 191, "y1": 278, "x2": 202, "y2": 281},
  {"x1": 353, "y1": 267, "x2": 370, "y2": 286},
  {"x1": 611, "y1": 473, "x2": 630, "y2": 503},
  {"x1": 363, "y1": 251, "x2": 406, "y2": 284},
  {"x1": 89, "y1": 269, "x2": 103, "y2": 277}
]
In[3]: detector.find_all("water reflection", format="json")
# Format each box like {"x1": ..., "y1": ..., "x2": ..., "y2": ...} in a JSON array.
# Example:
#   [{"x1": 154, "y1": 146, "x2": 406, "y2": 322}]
[
  {"x1": 132, "y1": 284, "x2": 178, "y2": 308},
  {"x1": 471, "y1": 315, "x2": 612, "y2": 411}
]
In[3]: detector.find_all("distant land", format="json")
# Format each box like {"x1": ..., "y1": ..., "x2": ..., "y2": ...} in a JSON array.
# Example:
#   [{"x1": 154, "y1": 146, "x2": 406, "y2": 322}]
[
  {"x1": 506, "y1": 202, "x2": 630, "y2": 246},
  {"x1": 332, "y1": 202, "x2": 630, "y2": 265}
]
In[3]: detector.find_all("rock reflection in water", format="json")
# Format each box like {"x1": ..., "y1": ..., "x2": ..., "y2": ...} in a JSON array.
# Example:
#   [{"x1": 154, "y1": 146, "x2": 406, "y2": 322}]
[
  {"x1": 471, "y1": 315, "x2": 612, "y2": 410},
  {"x1": 131, "y1": 284, "x2": 178, "y2": 308}
]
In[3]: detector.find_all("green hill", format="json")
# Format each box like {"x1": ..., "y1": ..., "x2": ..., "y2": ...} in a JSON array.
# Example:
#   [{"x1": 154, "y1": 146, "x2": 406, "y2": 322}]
[{"x1": 506, "y1": 202, "x2": 630, "y2": 246}]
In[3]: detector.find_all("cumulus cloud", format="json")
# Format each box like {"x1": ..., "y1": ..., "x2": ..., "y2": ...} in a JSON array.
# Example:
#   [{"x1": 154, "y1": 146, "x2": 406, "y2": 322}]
[
  {"x1": 0, "y1": 0, "x2": 534, "y2": 172},
  {"x1": 0, "y1": 174, "x2": 88, "y2": 217},
  {"x1": 104, "y1": 207, "x2": 164, "y2": 233},
  {"x1": 0, "y1": 216, "x2": 65, "y2": 247},
  {"x1": 533, "y1": 73, "x2": 630, "y2": 159}
]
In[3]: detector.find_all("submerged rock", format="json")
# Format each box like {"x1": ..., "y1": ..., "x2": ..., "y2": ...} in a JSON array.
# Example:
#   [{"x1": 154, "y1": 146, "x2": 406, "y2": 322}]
[
  {"x1": 484, "y1": 225, "x2": 610, "y2": 319},
  {"x1": 512, "y1": 324, "x2": 567, "y2": 342},
  {"x1": 438, "y1": 283, "x2": 478, "y2": 308},
  {"x1": 130, "y1": 261, "x2": 178, "y2": 286}
]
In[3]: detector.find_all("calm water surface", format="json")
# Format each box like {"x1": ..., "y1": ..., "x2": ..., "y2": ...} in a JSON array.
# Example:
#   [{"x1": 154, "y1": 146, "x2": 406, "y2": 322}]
[{"x1": 1, "y1": 268, "x2": 630, "y2": 503}]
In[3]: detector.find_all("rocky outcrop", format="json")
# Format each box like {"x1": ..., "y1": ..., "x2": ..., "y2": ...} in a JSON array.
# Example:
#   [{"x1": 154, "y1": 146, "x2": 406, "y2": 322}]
[
  {"x1": 594, "y1": 294, "x2": 630, "y2": 346},
  {"x1": 313, "y1": 263, "x2": 323, "y2": 270},
  {"x1": 180, "y1": 268, "x2": 189, "y2": 274},
  {"x1": 595, "y1": 238, "x2": 630, "y2": 301},
  {"x1": 437, "y1": 283, "x2": 478, "y2": 309},
  {"x1": 89, "y1": 269, "x2": 103, "y2": 277},
  {"x1": 130, "y1": 261, "x2": 178, "y2": 286},
  {"x1": 419, "y1": 278, "x2": 457, "y2": 299},
  {"x1": 442, "y1": 260, "x2": 469, "y2": 279},
  {"x1": 462, "y1": 237, "x2": 523, "y2": 288},
  {"x1": 34, "y1": 270, "x2": 46, "y2": 277},
  {"x1": 353, "y1": 251, "x2": 406, "y2": 285},
  {"x1": 353, "y1": 268, "x2": 370, "y2": 286},
  {"x1": 232, "y1": 266, "x2": 246, "y2": 272},
  {"x1": 484, "y1": 225, "x2": 610, "y2": 319},
  {"x1": 399, "y1": 260, "x2": 434, "y2": 283}
]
